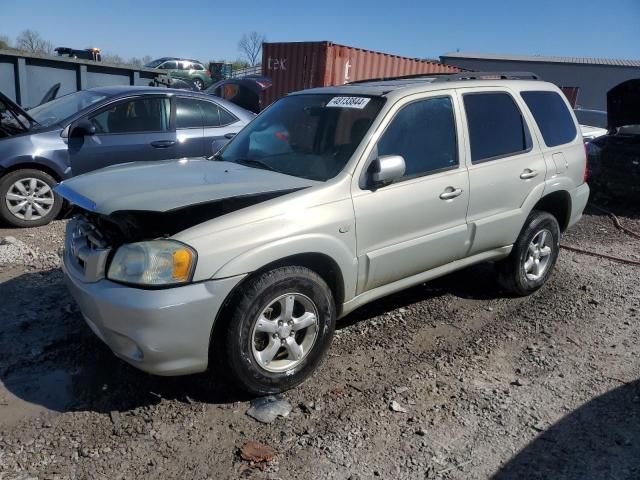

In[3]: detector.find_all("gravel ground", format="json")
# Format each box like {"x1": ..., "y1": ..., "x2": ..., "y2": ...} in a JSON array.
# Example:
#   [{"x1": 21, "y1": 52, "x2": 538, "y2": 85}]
[{"x1": 0, "y1": 204, "x2": 639, "y2": 480}]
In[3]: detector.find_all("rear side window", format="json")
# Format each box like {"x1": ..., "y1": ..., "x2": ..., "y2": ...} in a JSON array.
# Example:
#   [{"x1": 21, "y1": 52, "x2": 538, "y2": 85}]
[
  {"x1": 196, "y1": 101, "x2": 239, "y2": 127},
  {"x1": 463, "y1": 92, "x2": 532, "y2": 163},
  {"x1": 521, "y1": 91, "x2": 577, "y2": 147},
  {"x1": 377, "y1": 96, "x2": 458, "y2": 178},
  {"x1": 176, "y1": 97, "x2": 203, "y2": 129}
]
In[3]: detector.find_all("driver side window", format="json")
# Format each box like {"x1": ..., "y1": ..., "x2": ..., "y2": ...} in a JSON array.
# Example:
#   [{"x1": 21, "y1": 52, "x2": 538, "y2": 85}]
[{"x1": 377, "y1": 96, "x2": 458, "y2": 179}]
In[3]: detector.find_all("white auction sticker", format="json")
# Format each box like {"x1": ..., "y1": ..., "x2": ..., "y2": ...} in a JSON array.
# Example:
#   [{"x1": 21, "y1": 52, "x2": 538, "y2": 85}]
[{"x1": 326, "y1": 96, "x2": 371, "y2": 109}]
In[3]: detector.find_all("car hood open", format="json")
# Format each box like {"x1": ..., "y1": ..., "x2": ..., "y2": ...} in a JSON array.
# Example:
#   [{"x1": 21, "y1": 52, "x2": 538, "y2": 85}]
[
  {"x1": 607, "y1": 79, "x2": 640, "y2": 130},
  {"x1": 0, "y1": 90, "x2": 38, "y2": 137},
  {"x1": 54, "y1": 158, "x2": 319, "y2": 215}
]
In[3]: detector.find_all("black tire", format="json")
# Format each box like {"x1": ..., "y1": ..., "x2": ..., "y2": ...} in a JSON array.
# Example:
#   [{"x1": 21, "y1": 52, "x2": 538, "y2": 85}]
[
  {"x1": 193, "y1": 78, "x2": 204, "y2": 90},
  {"x1": 497, "y1": 210, "x2": 560, "y2": 296},
  {"x1": 217, "y1": 266, "x2": 336, "y2": 395},
  {"x1": 0, "y1": 169, "x2": 62, "y2": 228}
]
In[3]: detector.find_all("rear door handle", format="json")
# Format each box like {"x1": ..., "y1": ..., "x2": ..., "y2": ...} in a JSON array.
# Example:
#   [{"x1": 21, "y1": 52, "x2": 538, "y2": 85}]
[
  {"x1": 520, "y1": 169, "x2": 539, "y2": 179},
  {"x1": 439, "y1": 187, "x2": 463, "y2": 200},
  {"x1": 150, "y1": 140, "x2": 176, "y2": 148}
]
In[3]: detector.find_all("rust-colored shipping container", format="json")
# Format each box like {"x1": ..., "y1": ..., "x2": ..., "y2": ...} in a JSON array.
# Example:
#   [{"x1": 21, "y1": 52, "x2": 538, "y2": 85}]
[{"x1": 262, "y1": 41, "x2": 463, "y2": 107}]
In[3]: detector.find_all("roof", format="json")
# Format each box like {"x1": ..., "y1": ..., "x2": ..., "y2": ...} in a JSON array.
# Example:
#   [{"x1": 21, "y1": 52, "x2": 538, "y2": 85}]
[
  {"x1": 440, "y1": 52, "x2": 640, "y2": 68},
  {"x1": 149, "y1": 57, "x2": 202, "y2": 63},
  {"x1": 84, "y1": 86, "x2": 255, "y2": 119}
]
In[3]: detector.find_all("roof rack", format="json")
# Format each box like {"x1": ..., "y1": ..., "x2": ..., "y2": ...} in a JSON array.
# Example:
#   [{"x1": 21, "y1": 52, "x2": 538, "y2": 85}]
[
  {"x1": 346, "y1": 72, "x2": 451, "y2": 84},
  {"x1": 346, "y1": 71, "x2": 540, "y2": 85},
  {"x1": 432, "y1": 71, "x2": 540, "y2": 82}
]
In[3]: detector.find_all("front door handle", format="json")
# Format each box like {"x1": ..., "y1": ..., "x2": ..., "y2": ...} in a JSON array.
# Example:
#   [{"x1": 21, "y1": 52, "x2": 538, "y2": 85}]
[
  {"x1": 150, "y1": 140, "x2": 176, "y2": 148},
  {"x1": 224, "y1": 132, "x2": 237, "y2": 139},
  {"x1": 439, "y1": 187, "x2": 463, "y2": 200},
  {"x1": 520, "y1": 169, "x2": 539, "y2": 180}
]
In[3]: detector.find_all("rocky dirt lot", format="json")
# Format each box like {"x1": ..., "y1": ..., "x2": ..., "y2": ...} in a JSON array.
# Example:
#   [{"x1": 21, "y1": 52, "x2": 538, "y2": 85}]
[{"x1": 0, "y1": 203, "x2": 639, "y2": 480}]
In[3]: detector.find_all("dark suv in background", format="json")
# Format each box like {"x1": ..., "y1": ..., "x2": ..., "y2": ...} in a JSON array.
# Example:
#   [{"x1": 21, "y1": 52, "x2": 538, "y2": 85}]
[
  {"x1": 0, "y1": 87, "x2": 254, "y2": 227},
  {"x1": 145, "y1": 58, "x2": 213, "y2": 90}
]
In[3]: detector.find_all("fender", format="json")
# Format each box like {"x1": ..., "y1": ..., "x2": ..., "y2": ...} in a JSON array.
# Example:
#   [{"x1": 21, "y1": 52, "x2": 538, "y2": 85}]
[
  {"x1": 514, "y1": 178, "x2": 575, "y2": 237},
  {"x1": 212, "y1": 233, "x2": 359, "y2": 302},
  {"x1": 1, "y1": 155, "x2": 67, "y2": 180},
  {"x1": 541, "y1": 176, "x2": 576, "y2": 200}
]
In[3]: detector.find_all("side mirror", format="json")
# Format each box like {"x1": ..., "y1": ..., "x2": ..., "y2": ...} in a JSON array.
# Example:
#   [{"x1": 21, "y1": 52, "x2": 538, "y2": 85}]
[
  {"x1": 70, "y1": 119, "x2": 96, "y2": 138},
  {"x1": 368, "y1": 155, "x2": 405, "y2": 187}
]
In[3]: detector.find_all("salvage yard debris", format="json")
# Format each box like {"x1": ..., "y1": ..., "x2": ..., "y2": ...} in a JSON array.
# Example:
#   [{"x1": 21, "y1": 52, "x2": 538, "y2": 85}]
[
  {"x1": 238, "y1": 441, "x2": 276, "y2": 469},
  {"x1": 246, "y1": 395, "x2": 292, "y2": 423}
]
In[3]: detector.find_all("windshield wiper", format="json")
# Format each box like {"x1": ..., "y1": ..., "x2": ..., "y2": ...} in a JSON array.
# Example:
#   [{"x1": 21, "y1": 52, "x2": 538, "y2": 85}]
[{"x1": 235, "y1": 158, "x2": 276, "y2": 172}]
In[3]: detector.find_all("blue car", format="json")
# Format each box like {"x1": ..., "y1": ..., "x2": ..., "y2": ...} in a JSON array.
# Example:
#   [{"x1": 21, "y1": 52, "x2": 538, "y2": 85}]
[{"x1": 0, "y1": 86, "x2": 255, "y2": 227}]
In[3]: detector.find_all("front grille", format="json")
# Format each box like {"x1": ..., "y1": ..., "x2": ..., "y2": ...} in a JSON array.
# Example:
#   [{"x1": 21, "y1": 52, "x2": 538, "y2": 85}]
[{"x1": 66, "y1": 217, "x2": 112, "y2": 282}]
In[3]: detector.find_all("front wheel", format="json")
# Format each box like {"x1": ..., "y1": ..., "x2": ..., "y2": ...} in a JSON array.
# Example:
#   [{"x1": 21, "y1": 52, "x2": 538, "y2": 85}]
[
  {"x1": 497, "y1": 210, "x2": 560, "y2": 296},
  {"x1": 218, "y1": 266, "x2": 336, "y2": 395},
  {"x1": 193, "y1": 78, "x2": 204, "y2": 90},
  {"x1": 0, "y1": 169, "x2": 63, "y2": 227}
]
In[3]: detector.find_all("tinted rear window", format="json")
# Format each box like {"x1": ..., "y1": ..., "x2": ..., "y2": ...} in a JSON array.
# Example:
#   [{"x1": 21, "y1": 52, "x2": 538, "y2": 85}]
[
  {"x1": 463, "y1": 92, "x2": 532, "y2": 163},
  {"x1": 521, "y1": 91, "x2": 577, "y2": 147}
]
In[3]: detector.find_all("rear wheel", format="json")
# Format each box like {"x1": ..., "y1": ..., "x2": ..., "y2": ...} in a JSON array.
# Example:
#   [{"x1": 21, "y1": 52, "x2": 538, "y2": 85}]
[
  {"x1": 217, "y1": 266, "x2": 336, "y2": 395},
  {"x1": 497, "y1": 210, "x2": 560, "y2": 296},
  {"x1": 0, "y1": 169, "x2": 62, "y2": 227}
]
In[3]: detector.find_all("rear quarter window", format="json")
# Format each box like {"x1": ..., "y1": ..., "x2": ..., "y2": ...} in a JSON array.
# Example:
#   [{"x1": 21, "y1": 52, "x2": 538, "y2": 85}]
[{"x1": 521, "y1": 91, "x2": 577, "y2": 147}]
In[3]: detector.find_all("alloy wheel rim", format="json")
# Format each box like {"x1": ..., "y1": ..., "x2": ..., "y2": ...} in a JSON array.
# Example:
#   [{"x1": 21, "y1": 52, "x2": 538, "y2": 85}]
[
  {"x1": 5, "y1": 178, "x2": 54, "y2": 221},
  {"x1": 524, "y1": 229, "x2": 553, "y2": 281},
  {"x1": 250, "y1": 293, "x2": 319, "y2": 373}
]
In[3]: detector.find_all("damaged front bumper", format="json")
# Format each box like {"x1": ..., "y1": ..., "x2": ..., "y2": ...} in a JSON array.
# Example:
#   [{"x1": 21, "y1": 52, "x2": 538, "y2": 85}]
[{"x1": 63, "y1": 247, "x2": 244, "y2": 376}]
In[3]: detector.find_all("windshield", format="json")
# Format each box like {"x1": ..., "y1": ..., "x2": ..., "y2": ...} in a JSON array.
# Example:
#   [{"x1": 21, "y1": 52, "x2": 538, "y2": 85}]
[
  {"x1": 216, "y1": 94, "x2": 385, "y2": 181},
  {"x1": 28, "y1": 90, "x2": 108, "y2": 127},
  {"x1": 145, "y1": 59, "x2": 164, "y2": 68},
  {"x1": 574, "y1": 109, "x2": 607, "y2": 129}
]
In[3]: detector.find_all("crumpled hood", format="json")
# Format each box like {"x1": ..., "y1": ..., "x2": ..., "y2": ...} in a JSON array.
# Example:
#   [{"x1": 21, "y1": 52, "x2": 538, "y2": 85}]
[
  {"x1": 607, "y1": 79, "x2": 640, "y2": 130},
  {"x1": 54, "y1": 158, "x2": 319, "y2": 215}
]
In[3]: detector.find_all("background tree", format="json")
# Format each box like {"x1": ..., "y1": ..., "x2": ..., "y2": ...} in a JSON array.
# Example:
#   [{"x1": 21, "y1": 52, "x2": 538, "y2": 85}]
[
  {"x1": 238, "y1": 31, "x2": 266, "y2": 66},
  {"x1": 15, "y1": 29, "x2": 52, "y2": 54},
  {"x1": 0, "y1": 35, "x2": 10, "y2": 50},
  {"x1": 101, "y1": 52, "x2": 124, "y2": 64}
]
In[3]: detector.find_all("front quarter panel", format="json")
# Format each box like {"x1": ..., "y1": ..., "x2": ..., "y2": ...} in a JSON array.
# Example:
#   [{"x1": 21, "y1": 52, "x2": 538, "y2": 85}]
[
  {"x1": 0, "y1": 130, "x2": 69, "y2": 178},
  {"x1": 173, "y1": 177, "x2": 359, "y2": 301}
]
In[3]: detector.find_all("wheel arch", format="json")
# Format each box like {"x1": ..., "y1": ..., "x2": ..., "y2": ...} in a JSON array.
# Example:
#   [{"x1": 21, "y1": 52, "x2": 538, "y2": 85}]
[
  {"x1": 208, "y1": 252, "x2": 347, "y2": 372},
  {"x1": 532, "y1": 190, "x2": 572, "y2": 232},
  {"x1": 0, "y1": 160, "x2": 64, "y2": 183}
]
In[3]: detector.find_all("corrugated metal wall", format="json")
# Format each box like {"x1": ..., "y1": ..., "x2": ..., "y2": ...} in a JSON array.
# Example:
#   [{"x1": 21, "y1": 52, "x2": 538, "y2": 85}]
[
  {"x1": 440, "y1": 55, "x2": 640, "y2": 111},
  {"x1": 262, "y1": 42, "x2": 462, "y2": 107},
  {"x1": 0, "y1": 49, "x2": 160, "y2": 107}
]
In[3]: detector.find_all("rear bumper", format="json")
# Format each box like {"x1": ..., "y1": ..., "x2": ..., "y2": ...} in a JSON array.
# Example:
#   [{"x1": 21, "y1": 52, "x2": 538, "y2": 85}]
[
  {"x1": 568, "y1": 183, "x2": 590, "y2": 229},
  {"x1": 63, "y1": 258, "x2": 244, "y2": 376}
]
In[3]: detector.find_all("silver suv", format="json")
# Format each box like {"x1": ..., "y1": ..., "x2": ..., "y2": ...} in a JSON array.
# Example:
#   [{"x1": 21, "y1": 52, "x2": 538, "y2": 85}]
[{"x1": 57, "y1": 72, "x2": 589, "y2": 394}]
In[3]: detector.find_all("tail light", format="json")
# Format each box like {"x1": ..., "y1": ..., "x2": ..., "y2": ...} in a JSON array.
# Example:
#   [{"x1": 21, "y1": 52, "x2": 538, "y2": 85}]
[
  {"x1": 583, "y1": 142, "x2": 589, "y2": 183},
  {"x1": 205, "y1": 70, "x2": 211, "y2": 77}
]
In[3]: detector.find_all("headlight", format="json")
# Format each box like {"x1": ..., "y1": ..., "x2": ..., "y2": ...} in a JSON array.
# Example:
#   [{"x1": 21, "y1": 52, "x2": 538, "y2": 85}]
[{"x1": 107, "y1": 240, "x2": 196, "y2": 287}]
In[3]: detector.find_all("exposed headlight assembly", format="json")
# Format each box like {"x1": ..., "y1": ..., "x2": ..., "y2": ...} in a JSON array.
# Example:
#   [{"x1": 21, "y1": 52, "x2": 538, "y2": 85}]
[{"x1": 107, "y1": 240, "x2": 196, "y2": 287}]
